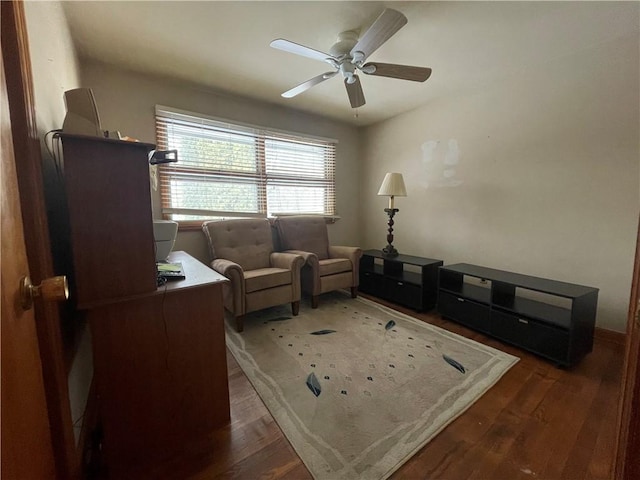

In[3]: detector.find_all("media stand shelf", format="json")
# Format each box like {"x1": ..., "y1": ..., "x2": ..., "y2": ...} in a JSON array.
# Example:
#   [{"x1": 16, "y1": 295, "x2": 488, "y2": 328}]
[
  {"x1": 437, "y1": 263, "x2": 599, "y2": 367},
  {"x1": 360, "y1": 250, "x2": 443, "y2": 311}
]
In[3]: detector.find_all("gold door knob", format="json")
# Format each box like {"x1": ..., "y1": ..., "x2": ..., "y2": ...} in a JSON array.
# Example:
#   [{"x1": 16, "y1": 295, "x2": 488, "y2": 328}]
[{"x1": 20, "y1": 275, "x2": 69, "y2": 310}]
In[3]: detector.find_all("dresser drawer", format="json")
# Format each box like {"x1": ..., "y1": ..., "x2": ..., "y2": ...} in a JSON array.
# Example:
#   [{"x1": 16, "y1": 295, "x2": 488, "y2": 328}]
[
  {"x1": 437, "y1": 291, "x2": 491, "y2": 333},
  {"x1": 491, "y1": 309, "x2": 570, "y2": 364}
]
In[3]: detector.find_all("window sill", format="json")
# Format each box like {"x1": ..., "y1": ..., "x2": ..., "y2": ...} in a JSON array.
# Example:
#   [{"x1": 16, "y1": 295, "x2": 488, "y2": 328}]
[{"x1": 172, "y1": 215, "x2": 341, "y2": 232}]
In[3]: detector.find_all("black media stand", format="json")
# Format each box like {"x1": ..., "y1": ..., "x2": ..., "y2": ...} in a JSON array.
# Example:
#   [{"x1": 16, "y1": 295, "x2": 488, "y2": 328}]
[
  {"x1": 359, "y1": 250, "x2": 443, "y2": 311},
  {"x1": 437, "y1": 263, "x2": 599, "y2": 367}
]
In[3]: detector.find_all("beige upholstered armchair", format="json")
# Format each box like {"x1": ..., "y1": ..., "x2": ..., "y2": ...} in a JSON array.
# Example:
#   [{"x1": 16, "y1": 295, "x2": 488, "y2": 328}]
[
  {"x1": 274, "y1": 215, "x2": 362, "y2": 308},
  {"x1": 202, "y1": 218, "x2": 305, "y2": 332}
]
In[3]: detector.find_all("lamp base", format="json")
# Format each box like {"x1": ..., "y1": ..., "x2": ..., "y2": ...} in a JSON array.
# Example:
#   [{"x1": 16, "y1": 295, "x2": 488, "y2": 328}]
[
  {"x1": 382, "y1": 245, "x2": 399, "y2": 257},
  {"x1": 382, "y1": 207, "x2": 400, "y2": 257}
]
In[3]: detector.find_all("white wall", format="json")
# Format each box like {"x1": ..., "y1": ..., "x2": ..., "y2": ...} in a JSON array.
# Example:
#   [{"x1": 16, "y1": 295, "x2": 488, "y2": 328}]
[
  {"x1": 24, "y1": 2, "x2": 80, "y2": 129},
  {"x1": 74, "y1": 3, "x2": 638, "y2": 333},
  {"x1": 360, "y1": 17, "x2": 639, "y2": 332},
  {"x1": 80, "y1": 62, "x2": 361, "y2": 264},
  {"x1": 24, "y1": 0, "x2": 92, "y2": 445}
]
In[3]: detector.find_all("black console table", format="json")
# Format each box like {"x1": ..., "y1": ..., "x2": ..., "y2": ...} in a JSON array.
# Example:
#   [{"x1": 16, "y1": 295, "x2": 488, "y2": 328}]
[
  {"x1": 437, "y1": 263, "x2": 599, "y2": 367},
  {"x1": 359, "y1": 250, "x2": 443, "y2": 311}
]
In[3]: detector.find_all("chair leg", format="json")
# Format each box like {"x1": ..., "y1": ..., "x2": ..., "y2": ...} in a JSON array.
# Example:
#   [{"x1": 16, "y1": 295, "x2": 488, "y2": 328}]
[
  {"x1": 292, "y1": 301, "x2": 300, "y2": 316},
  {"x1": 311, "y1": 295, "x2": 319, "y2": 309},
  {"x1": 235, "y1": 315, "x2": 244, "y2": 333},
  {"x1": 351, "y1": 287, "x2": 358, "y2": 298}
]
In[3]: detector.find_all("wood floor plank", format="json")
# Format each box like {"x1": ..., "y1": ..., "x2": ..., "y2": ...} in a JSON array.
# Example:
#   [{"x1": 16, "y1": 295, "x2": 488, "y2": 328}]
[
  {"x1": 585, "y1": 343, "x2": 623, "y2": 480},
  {"x1": 546, "y1": 350, "x2": 614, "y2": 478},
  {"x1": 465, "y1": 366, "x2": 559, "y2": 479},
  {"x1": 95, "y1": 296, "x2": 623, "y2": 479},
  {"x1": 209, "y1": 437, "x2": 308, "y2": 480}
]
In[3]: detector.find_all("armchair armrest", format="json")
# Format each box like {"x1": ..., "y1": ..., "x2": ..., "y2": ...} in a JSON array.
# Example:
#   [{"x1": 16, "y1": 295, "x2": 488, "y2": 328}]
[
  {"x1": 329, "y1": 246, "x2": 362, "y2": 261},
  {"x1": 270, "y1": 252, "x2": 305, "y2": 300},
  {"x1": 211, "y1": 258, "x2": 244, "y2": 279},
  {"x1": 270, "y1": 252, "x2": 305, "y2": 271},
  {"x1": 211, "y1": 258, "x2": 245, "y2": 314},
  {"x1": 329, "y1": 246, "x2": 363, "y2": 285},
  {"x1": 282, "y1": 249, "x2": 320, "y2": 295},
  {"x1": 281, "y1": 249, "x2": 319, "y2": 269}
]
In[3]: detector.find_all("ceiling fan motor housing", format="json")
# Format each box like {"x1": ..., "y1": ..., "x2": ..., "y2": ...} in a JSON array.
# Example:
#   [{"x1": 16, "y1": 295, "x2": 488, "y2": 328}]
[
  {"x1": 330, "y1": 31, "x2": 362, "y2": 84},
  {"x1": 340, "y1": 62, "x2": 357, "y2": 83},
  {"x1": 329, "y1": 30, "x2": 359, "y2": 58}
]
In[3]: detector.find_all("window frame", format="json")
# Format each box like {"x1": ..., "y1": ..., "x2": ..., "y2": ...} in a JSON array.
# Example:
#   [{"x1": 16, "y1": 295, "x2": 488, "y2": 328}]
[{"x1": 155, "y1": 105, "x2": 338, "y2": 228}]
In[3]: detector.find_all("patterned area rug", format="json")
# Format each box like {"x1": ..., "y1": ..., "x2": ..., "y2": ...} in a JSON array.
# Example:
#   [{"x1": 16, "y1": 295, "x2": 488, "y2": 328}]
[{"x1": 225, "y1": 291, "x2": 518, "y2": 480}]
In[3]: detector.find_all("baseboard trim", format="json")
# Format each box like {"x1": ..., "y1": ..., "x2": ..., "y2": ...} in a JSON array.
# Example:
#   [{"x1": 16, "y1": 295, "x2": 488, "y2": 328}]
[{"x1": 595, "y1": 327, "x2": 626, "y2": 347}]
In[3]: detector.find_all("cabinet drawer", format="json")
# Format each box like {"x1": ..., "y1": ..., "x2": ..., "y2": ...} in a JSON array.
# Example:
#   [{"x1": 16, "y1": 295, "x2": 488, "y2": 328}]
[
  {"x1": 387, "y1": 279, "x2": 422, "y2": 310},
  {"x1": 359, "y1": 271, "x2": 380, "y2": 295},
  {"x1": 438, "y1": 291, "x2": 491, "y2": 333},
  {"x1": 491, "y1": 309, "x2": 569, "y2": 363}
]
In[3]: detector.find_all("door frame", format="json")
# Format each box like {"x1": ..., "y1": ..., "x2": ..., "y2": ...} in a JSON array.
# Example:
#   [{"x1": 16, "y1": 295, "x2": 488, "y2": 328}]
[
  {"x1": 615, "y1": 214, "x2": 640, "y2": 479},
  {"x1": 1, "y1": 1, "x2": 78, "y2": 478}
]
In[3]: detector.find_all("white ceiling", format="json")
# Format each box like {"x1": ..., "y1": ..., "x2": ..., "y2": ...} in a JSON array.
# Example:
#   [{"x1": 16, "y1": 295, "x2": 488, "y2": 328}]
[{"x1": 61, "y1": 1, "x2": 638, "y2": 126}]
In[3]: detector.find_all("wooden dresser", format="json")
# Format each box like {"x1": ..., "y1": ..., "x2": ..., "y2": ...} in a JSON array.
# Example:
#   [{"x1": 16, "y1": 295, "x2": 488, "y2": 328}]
[
  {"x1": 55, "y1": 135, "x2": 231, "y2": 473},
  {"x1": 87, "y1": 251, "x2": 230, "y2": 474}
]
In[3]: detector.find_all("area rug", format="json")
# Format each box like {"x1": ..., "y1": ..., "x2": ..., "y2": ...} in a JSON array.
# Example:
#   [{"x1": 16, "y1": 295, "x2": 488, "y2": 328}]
[{"x1": 225, "y1": 291, "x2": 518, "y2": 480}]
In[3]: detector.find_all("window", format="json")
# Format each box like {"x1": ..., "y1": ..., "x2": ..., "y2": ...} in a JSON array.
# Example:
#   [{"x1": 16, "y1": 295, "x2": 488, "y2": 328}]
[{"x1": 155, "y1": 106, "x2": 337, "y2": 222}]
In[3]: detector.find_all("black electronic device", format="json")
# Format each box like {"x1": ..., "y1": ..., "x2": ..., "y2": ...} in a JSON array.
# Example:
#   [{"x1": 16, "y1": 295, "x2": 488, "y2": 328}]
[
  {"x1": 157, "y1": 262, "x2": 185, "y2": 281},
  {"x1": 149, "y1": 149, "x2": 178, "y2": 165}
]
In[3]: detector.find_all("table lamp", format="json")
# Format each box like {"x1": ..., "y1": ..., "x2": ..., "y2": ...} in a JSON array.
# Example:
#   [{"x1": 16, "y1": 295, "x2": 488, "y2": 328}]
[{"x1": 377, "y1": 172, "x2": 407, "y2": 257}]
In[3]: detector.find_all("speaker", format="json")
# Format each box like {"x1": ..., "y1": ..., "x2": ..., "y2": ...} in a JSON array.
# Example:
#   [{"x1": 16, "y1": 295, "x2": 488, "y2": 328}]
[{"x1": 62, "y1": 88, "x2": 103, "y2": 136}]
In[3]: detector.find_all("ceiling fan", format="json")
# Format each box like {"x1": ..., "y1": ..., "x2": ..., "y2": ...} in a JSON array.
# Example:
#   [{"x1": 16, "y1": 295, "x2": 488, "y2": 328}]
[{"x1": 270, "y1": 8, "x2": 432, "y2": 109}]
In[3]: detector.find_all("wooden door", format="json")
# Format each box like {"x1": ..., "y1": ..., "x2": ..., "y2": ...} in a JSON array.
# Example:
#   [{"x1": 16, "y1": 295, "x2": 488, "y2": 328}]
[
  {"x1": 1, "y1": 1, "x2": 78, "y2": 478},
  {"x1": 1, "y1": 40, "x2": 56, "y2": 480},
  {"x1": 615, "y1": 215, "x2": 640, "y2": 479}
]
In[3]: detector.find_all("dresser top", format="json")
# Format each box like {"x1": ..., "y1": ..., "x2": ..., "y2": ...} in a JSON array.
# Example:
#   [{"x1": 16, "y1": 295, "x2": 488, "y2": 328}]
[{"x1": 163, "y1": 251, "x2": 228, "y2": 292}]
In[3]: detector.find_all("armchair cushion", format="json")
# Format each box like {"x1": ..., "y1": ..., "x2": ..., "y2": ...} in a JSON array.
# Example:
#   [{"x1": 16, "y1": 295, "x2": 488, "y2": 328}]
[
  {"x1": 244, "y1": 268, "x2": 291, "y2": 293},
  {"x1": 275, "y1": 215, "x2": 330, "y2": 260},
  {"x1": 319, "y1": 258, "x2": 352, "y2": 277},
  {"x1": 203, "y1": 218, "x2": 273, "y2": 271}
]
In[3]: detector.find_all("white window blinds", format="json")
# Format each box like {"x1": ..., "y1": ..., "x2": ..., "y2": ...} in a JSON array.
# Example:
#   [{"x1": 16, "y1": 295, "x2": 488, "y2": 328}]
[{"x1": 155, "y1": 106, "x2": 337, "y2": 220}]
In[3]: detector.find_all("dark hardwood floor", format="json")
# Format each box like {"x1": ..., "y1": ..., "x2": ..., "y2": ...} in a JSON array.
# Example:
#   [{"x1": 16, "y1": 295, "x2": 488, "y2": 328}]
[{"x1": 112, "y1": 294, "x2": 623, "y2": 479}]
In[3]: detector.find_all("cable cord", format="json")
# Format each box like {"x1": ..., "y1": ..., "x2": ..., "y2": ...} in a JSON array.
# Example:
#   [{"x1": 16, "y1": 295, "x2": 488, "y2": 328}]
[{"x1": 44, "y1": 129, "x2": 63, "y2": 176}]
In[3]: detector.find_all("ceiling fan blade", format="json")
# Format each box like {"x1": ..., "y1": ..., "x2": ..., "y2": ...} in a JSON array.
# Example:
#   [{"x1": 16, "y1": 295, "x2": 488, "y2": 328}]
[
  {"x1": 345, "y1": 76, "x2": 365, "y2": 108},
  {"x1": 350, "y1": 9, "x2": 407, "y2": 61},
  {"x1": 270, "y1": 38, "x2": 335, "y2": 63},
  {"x1": 362, "y1": 63, "x2": 432, "y2": 82},
  {"x1": 281, "y1": 71, "x2": 338, "y2": 98}
]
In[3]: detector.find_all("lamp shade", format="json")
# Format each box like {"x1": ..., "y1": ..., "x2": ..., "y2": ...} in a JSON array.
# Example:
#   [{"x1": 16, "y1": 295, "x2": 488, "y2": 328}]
[{"x1": 377, "y1": 173, "x2": 407, "y2": 197}]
